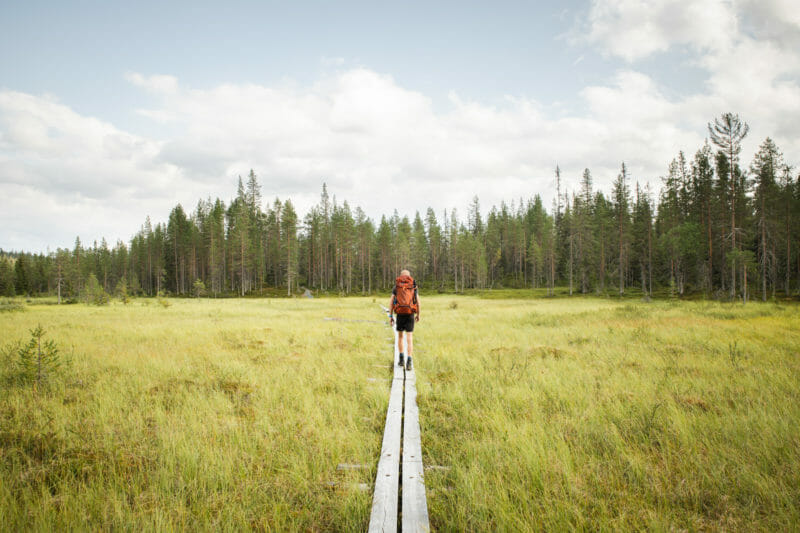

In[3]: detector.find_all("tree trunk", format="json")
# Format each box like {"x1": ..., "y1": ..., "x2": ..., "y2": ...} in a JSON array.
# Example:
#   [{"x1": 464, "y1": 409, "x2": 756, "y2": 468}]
[
  {"x1": 743, "y1": 261, "x2": 748, "y2": 303},
  {"x1": 707, "y1": 201, "x2": 713, "y2": 291},
  {"x1": 569, "y1": 235, "x2": 573, "y2": 296},
  {"x1": 619, "y1": 217, "x2": 624, "y2": 297},
  {"x1": 762, "y1": 194, "x2": 767, "y2": 302},
  {"x1": 599, "y1": 238, "x2": 605, "y2": 292},
  {"x1": 648, "y1": 218, "x2": 653, "y2": 296},
  {"x1": 786, "y1": 204, "x2": 791, "y2": 296},
  {"x1": 730, "y1": 153, "x2": 736, "y2": 299}
]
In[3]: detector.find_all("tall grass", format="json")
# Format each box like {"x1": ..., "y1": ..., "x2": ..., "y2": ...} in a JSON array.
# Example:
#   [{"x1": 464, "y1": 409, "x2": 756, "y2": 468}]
[
  {"x1": 1, "y1": 297, "x2": 390, "y2": 531},
  {"x1": 419, "y1": 297, "x2": 800, "y2": 531},
  {"x1": 2, "y1": 296, "x2": 799, "y2": 530}
]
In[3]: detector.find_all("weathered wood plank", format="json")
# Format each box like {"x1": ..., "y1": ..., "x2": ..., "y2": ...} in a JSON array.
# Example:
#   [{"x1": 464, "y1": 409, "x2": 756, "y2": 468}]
[
  {"x1": 368, "y1": 356, "x2": 404, "y2": 533},
  {"x1": 402, "y1": 373, "x2": 430, "y2": 532},
  {"x1": 402, "y1": 459, "x2": 429, "y2": 533},
  {"x1": 402, "y1": 377, "x2": 421, "y2": 463},
  {"x1": 372, "y1": 304, "x2": 429, "y2": 532},
  {"x1": 392, "y1": 329, "x2": 404, "y2": 380}
]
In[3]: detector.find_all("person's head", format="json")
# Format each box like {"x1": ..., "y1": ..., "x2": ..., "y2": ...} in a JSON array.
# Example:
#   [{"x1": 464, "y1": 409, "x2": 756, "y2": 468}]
[{"x1": 400, "y1": 269, "x2": 411, "y2": 277}]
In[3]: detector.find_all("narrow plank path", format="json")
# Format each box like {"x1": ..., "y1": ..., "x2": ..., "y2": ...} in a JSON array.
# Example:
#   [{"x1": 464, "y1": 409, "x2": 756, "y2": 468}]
[
  {"x1": 369, "y1": 306, "x2": 429, "y2": 532},
  {"x1": 402, "y1": 367, "x2": 429, "y2": 532}
]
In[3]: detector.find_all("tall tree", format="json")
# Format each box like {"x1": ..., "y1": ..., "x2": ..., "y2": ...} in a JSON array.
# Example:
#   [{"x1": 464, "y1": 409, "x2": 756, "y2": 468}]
[
  {"x1": 575, "y1": 169, "x2": 595, "y2": 293},
  {"x1": 14, "y1": 254, "x2": 29, "y2": 295},
  {"x1": 750, "y1": 137, "x2": 783, "y2": 300},
  {"x1": 425, "y1": 208, "x2": 443, "y2": 288},
  {"x1": 0, "y1": 256, "x2": 15, "y2": 296},
  {"x1": 691, "y1": 143, "x2": 716, "y2": 291},
  {"x1": 281, "y1": 199, "x2": 298, "y2": 296},
  {"x1": 709, "y1": 112, "x2": 749, "y2": 299},
  {"x1": 632, "y1": 183, "x2": 654, "y2": 296},
  {"x1": 613, "y1": 162, "x2": 631, "y2": 295}
]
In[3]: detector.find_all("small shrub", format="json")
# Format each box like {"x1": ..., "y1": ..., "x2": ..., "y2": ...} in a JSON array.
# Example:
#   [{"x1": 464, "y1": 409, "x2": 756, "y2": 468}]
[
  {"x1": 193, "y1": 279, "x2": 207, "y2": 298},
  {"x1": 15, "y1": 325, "x2": 66, "y2": 390},
  {"x1": 156, "y1": 291, "x2": 171, "y2": 308},
  {"x1": 115, "y1": 278, "x2": 130, "y2": 304},
  {"x1": 83, "y1": 274, "x2": 109, "y2": 306},
  {"x1": 0, "y1": 299, "x2": 24, "y2": 312},
  {"x1": 449, "y1": 301, "x2": 458, "y2": 310}
]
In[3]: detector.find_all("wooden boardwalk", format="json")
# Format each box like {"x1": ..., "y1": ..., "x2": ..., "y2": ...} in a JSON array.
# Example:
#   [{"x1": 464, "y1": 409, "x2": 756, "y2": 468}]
[{"x1": 369, "y1": 307, "x2": 429, "y2": 533}]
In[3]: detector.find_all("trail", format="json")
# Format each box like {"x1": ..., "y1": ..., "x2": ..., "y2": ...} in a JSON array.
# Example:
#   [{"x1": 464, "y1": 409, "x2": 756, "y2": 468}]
[{"x1": 368, "y1": 306, "x2": 429, "y2": 533}]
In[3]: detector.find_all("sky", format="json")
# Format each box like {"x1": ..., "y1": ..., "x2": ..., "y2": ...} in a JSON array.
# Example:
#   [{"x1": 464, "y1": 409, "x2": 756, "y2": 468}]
[{"x1": 1, "y1": 0, "x2": 799, "y2": 253}]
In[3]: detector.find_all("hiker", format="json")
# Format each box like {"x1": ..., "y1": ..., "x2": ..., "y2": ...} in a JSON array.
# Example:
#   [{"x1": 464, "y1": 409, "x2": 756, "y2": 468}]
[{"x1": 388, "y1": 269, "x2": 420, "y2": 370}]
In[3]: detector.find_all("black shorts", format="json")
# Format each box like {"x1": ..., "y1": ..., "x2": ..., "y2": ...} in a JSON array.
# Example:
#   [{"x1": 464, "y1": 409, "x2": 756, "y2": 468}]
[{"x1": 395, "y1": 313, "x2": 415, "y2": 332}]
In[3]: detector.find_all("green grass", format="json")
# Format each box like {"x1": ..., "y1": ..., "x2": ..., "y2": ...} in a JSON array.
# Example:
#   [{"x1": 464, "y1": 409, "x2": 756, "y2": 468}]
[
  {"x1": 420, "y1": 297, "x2": 800, "y2": 531},
  {"x1": 1, "y1": 296, "x2": 799, "y2": 531},
  {"x1": 1, "y1": 297, "x2": 390, "y2": 531}
]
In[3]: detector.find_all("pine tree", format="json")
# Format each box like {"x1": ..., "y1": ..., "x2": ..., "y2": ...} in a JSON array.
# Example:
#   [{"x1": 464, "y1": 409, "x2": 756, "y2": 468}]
[
  {"x1": 574, "y1": 169, "x2": 595, "y2": 293},
  {"x1": 709, "y1": 113, "x2": 749, "y2": 299},
  {"x1": 594, "y1": 192, "x2": 613, "y2": 293},
  {"x1": 14, "y1": 254, "x2": 29, "y2": 296},
  {"x1": 468, "y1": 196, "x2": 483, "y2": 236},
  {"x1": 376, "y1": 216, "x2": 393, "y2": 290},
  {"x1": 0, "y1": 256, "x2": 15, "y2": 296},
  {"x1": 411, "y1": 212, "x2": 428, "y2": 283},
  {"x1": 691, "y1": 143, "x2": 716, "y2": 290},
  {"x1": 281, "y1": 199, "x2": 299, "y2": 295},
  {"x1": 613, "y1": 162, "x2": 631, "y2": 296},
  {"x1": 750, "y1": 137, "x2": 783, "y2": 300},
  {"x1": 776, "y1": 165, "x2": 795, "y2": 295},
  {"x1": 425, "y1": 208, "x2": 443, "y2": 289}
]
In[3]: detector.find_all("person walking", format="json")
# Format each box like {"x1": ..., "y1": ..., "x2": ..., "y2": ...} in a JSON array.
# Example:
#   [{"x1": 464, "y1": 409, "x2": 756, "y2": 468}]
[{"x1": 388, "y1": 269, "x2": 420, "y2": 370}]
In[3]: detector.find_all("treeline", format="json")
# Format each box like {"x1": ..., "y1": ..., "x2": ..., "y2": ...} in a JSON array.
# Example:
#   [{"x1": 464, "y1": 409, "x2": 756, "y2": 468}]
[{"x1": 1, "y1": 114, "x2": 799, "y2": 302}]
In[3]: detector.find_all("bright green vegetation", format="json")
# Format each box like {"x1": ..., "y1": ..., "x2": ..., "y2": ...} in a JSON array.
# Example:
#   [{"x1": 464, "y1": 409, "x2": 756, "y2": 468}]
[{"x1": 2, "y1": 296, "x2": 799, "y2": 531}]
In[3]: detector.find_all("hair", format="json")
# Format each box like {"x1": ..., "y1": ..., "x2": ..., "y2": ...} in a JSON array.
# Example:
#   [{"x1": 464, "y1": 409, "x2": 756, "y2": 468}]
[{"x1": 400, "y1": 269, "x2": 411, "y2": 276}]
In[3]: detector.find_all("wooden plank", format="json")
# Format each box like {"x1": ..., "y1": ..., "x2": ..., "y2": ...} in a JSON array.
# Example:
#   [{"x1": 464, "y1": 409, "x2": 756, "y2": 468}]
[
  {"x1": 402, "y1": 459, "x2": 429, "y2": 533},
  {"x1": 368, "y1": 360, "x2": 404, "y2": 533},
  {"x1": 402, "y1": 377, "x2": 420, "y2": 463},
  {"x1": 402, "y1": 374, "x2": 430, "y2": 532},
  {"x1": 392, "y1": 329, "x2": 404, "y2": 380},
  {"x1": 337, "y1": 463, "x2": 369, "y2": 471}
]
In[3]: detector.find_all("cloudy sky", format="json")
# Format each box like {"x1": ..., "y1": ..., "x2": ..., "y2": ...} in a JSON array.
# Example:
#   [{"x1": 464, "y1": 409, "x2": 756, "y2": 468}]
[{"x1": 1, "y1": 0, "x2": 799, "y2": 252}]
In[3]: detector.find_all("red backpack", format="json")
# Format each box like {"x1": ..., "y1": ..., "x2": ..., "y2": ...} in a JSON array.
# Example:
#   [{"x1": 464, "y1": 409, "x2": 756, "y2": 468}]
[{"x1": 392, "y1": 275, "x2": 418, "y2": 315}]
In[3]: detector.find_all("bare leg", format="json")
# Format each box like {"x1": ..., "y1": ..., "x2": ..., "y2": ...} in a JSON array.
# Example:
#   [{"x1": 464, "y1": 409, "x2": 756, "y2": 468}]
[
  {"x1": 397, "y1": 331, "x2": 405, "y2": 355},
  {"x1": 406, "y1": 332, "x2": 413, "y2": 359}
]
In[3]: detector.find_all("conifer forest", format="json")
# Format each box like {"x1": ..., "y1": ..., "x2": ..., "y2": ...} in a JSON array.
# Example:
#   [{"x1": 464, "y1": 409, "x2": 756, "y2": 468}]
[{"x1": 2, "y1": 114, "x2": 799, "y2": 302}]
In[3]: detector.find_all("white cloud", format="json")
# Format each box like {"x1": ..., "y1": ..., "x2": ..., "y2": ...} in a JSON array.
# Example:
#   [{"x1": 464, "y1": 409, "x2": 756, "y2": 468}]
[
  {"x1": 580, "y1": 0, "x2": 736, "y2": 61},
  {"x1": 2, "y1": 33, "x2": 800, "y2": 253},
  {"x1": 738, "y1": 0, "x2": 800, "y2": 47},
  {"x1": 0, "y1": 90, "x2": 193, "y2": 251},
  {"x1": 575, "y1": 0, "x2": 800, "y2": 171},
  {"x1": 124, "y1": 72, "x2": 179, "y2": 95}
]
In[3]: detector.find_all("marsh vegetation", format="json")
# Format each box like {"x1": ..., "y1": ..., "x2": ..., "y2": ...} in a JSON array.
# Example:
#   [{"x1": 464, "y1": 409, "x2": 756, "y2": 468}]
[{"x1": 1, "y1": 295, "x2": 798, "y2": 530}]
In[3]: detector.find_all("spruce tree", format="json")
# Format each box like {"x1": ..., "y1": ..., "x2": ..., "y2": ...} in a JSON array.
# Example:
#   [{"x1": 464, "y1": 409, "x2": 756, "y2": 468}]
[{"x1": 750, "y1": 137, "x2": 783, "y2": 300}]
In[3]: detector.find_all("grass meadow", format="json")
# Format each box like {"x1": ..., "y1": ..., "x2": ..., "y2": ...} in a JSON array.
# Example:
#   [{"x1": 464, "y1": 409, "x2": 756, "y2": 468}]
[{"x1": 1, "y1": 295, "x2": 799, "y2": 531}]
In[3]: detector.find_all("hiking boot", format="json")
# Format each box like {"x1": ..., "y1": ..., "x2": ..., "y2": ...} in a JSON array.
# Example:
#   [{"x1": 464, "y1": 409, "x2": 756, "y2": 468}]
[
  {"x1": 405, "y1": 356, "x2": 412, "y2": 371},
  {"x1": 398, "y1": 354, "x2": 404, "y2": 367}
]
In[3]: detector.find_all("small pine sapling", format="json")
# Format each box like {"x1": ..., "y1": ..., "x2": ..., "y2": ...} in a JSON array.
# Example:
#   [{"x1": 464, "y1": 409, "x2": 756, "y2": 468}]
[
  {"x1": 84, "y1": 273, "x2": 109, "y2": 305},
  {"x1": 193, "y1": 279, "x2": 207, "y2": 298},
  {"x1": 115, "y1": 278, "x2": 130, "y2": 304},
  {"x1": 17, "y1": 325, "x2": 63, "y2": 390}
]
